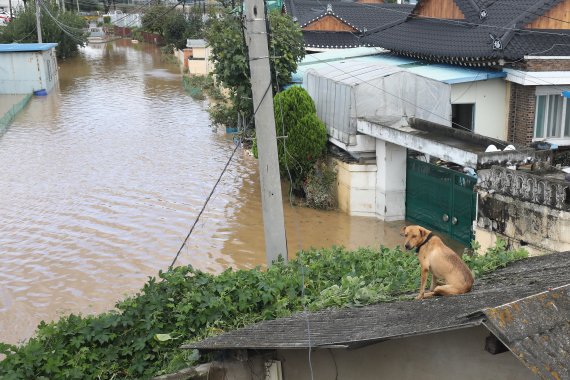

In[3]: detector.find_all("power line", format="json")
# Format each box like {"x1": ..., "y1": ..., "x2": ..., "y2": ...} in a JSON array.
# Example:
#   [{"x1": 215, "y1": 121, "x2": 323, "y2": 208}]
[
  {"x1": 357, "y1": 2, "x2": 570, "y2": 39},
  {"x1": 169, "y1": 140, "x2": 241, "y2": 269}
]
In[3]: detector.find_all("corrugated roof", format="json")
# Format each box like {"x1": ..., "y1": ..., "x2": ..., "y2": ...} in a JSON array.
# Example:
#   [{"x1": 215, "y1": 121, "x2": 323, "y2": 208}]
[
  {"x1": 0, "y1": 43, "x2": 58, "y2": 52},
  {"x1": 185, "y1": 251, "x2": 570, "y2": 351},
  {"x1": 305, "y1": 60, "x2": 403, "y2": 86},
  {"x1": 294, "y1": 50, "x2": 505, "y2": 85}
]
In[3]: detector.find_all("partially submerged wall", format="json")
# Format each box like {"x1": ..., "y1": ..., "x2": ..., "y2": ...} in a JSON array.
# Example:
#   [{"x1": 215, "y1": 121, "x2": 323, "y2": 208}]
[
  {"x1": 476, "y1": 166, "x2": 570, "y2": 255},
  {"x1": 334, "y1": 158, "x2": 377, "y2": 217}
]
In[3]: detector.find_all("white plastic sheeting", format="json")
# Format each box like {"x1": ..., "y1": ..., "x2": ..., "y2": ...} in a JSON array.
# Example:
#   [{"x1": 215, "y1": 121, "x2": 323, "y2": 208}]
[{"x1": 303, "y1": 61, "x2": 452, "y2": 146}]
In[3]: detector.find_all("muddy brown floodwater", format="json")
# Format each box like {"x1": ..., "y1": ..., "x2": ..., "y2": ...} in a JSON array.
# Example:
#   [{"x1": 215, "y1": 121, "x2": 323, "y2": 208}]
[{"x1": 0, "y1": 41, "x2": 406, "y2": 345}]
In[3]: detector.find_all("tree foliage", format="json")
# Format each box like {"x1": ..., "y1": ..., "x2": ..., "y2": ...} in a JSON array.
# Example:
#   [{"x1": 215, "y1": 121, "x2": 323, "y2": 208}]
[
  {"x1": 141, "y1": 4, "x2": 204, "y2": 50},
  {"x1": 0, "y1": 243, "x2": 527, "y2": 378},
  {"x1": 204, "y1": 7, "x2": 304, "y2": 128},
  {"x1": 273, "y1": 86, "x2": 327, "y2": 185},
  {"x1": 0, "y1": 2, "x2": 87, "y2": 59}
]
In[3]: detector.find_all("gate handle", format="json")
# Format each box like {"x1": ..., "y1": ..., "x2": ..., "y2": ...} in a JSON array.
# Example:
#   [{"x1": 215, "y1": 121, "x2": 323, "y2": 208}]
[
  {"x1": 452, "y1": 217, "x2": 458, "y2": 225},
  {"x1": 442, "y1": 214, "x2": 449, "y2": 222}
]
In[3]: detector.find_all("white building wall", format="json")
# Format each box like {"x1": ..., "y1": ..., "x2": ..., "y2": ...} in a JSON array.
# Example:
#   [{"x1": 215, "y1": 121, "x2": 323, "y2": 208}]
[
  {"x1": 0, "y1": 49, "x2": 58, "y2": 94},
  {"x1": 451, "y1": 78, "x2": 509, "y2": 141},
  {"x1": 277, "y1": 326, "x2": 535, "y2": 380}
]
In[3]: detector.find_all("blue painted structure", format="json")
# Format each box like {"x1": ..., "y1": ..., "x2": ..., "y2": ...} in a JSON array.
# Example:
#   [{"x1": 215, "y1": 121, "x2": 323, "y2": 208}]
[
  {"x1": 292, "y1": 47, "x2": 506, "y2": 86},
  {"x1": 0, "y1": 43, "x2": 59, "y2": 95}
]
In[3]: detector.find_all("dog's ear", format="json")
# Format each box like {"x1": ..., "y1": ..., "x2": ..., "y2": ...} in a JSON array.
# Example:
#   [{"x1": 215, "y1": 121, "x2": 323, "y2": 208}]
[
  {"x1": 400, "y1": 226, "x2": 406, "y2": 236},
  {"x1": 418, "y1": 227, "x2": 425, "y2": 238}
]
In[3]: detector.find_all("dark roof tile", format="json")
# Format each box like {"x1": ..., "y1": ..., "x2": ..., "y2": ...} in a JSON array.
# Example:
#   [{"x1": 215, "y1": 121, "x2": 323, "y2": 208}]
[{"x1": 363, "y1": 0, "x2": 570, "y2": 61}]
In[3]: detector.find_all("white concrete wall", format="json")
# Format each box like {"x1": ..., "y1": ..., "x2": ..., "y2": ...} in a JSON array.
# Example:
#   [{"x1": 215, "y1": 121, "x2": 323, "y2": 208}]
[
  {"x1": 0, "y1": 49, "x2": 58, "y2": 94},
  {"x1": 277, "y1": 326, "x2": 535, "y2": 380},
  {"x1": 375, "y1": 140, "x2": 406, "y2": 221},
  {"x1": 451, "y1": 78, "x2": 509, "y2": 141},
  {"x1": 335, "y1": 158, "x2": 377, "y2": 217}
]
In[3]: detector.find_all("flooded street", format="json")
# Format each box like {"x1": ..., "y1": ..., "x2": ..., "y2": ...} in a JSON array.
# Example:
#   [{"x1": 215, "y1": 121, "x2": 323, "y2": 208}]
[{"x1": 0, "y1": 41, "x2": 404, "y2": 345}]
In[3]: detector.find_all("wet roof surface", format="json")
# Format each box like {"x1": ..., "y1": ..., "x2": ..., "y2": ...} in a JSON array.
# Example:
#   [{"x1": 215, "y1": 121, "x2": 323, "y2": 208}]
[
  {"x1": 186, "y1": 251, "x2": 570, "y2": 351},
  {"x1": 483, "y1": 284, "x2": 570, "y2": 379}
]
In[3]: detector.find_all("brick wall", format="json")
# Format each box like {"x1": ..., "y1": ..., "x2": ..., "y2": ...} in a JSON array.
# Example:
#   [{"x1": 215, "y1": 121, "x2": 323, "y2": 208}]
[
  {"x1": 512, "y1": 59, "x2": 570, "y2": 71},
  {"x1": 507, "y1": 83, "x2": 536, "y2": 146}
]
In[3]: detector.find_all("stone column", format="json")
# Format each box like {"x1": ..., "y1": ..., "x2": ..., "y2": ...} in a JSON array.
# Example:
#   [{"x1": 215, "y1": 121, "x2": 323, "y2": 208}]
[{"x1": 375, "y1": 139, "x2": 407, "y2": 221}]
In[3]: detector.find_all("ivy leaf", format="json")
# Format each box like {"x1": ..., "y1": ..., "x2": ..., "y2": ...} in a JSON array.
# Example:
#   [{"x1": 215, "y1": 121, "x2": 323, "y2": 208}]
[{"x1": 154, "y1": 333, "x2": 172, "y2": 342}]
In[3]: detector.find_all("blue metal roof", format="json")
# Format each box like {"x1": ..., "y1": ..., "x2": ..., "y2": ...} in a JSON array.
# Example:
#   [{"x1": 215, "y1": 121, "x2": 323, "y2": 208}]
[
  {"x1": 0, "y1": 43, "x2": 58, "y2": 53},
  {"x1": 292, "y1": 48, "x2": 506, "y2": 85}
]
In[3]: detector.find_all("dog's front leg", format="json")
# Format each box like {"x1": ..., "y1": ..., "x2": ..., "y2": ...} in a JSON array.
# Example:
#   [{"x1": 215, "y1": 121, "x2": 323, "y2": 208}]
[
  {"x1": 416, "y1": 267, "x2": 429, "y2": 300},
  {"x1": 430, "y1": 273, "x2": 437, "y2": 292}
]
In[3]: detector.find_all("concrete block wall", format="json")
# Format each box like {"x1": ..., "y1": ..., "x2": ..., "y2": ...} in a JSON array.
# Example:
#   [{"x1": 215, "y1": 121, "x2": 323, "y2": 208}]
[{"x1": 476, "y1": 191, "x2": 570, "y2": 255}]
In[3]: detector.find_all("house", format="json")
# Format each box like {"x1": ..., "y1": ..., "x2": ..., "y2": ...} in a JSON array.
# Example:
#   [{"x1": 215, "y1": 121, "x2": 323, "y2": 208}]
[
  {"x1": 361, "y1": 0, "x2": 570, "y2": 148},
  {"x1": 293, "y1": 48, "x2": 540, "y2": 245},
  {"x1": 184, "y1": 39, "x2": 212, "y2": 76},
  {"x1": 283, "y1": 0, "x2": 413, "y2": 52},
  {"x1": 181, "y1": 251, "x2": 570, "y2": 380},
  {"x1": 289, "y1": 0, "x2": 570, "y2": 249},
  {"x1": 0, "y1": 43, "x2": 59, "y2": 95}
]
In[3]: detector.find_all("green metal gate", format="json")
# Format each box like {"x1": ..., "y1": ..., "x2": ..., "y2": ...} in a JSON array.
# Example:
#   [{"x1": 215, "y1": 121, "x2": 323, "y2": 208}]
[{"x1": 405, "y1": 158, "x2": 477, "y2": 246}]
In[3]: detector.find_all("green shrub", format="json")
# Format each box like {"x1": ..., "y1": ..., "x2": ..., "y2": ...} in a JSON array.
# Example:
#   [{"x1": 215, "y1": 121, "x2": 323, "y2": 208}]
[
  {"x1": 0, "y1": 243, "x2": 527, "y2": 379},
  {"x1": 256, "y1": 86, "x2": 327, "y2": 188},
  {"x1": 463, "y1": 238, "x2": 528, "y2": 279},
  {"x1": 103, "y1": 15, "x2": 111, "y2": 24}
]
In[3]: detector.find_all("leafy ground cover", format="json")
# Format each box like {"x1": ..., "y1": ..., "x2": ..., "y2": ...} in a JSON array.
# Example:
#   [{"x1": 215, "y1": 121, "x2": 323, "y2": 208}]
[{"x1": 0, "y1": 242, "x2": 527, "y2": 379}]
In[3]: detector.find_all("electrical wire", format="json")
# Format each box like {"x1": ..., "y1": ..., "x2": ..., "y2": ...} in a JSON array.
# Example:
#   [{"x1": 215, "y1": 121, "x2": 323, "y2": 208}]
[
  {"x1": 169, "y1": 139, "x2": 241, "y2": 269},
  {"x1": 39, "y1": 0, "x2": 87, "y2": 43},
  {"x1": 355, "y1": 2, "x2": 570, "y2": 39}
]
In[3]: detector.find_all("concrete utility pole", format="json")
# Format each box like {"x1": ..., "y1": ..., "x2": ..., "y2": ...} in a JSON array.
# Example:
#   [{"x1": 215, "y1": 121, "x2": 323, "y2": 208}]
[
  {"x1": 35, "y1": 0, "x2": 42, "y2": 43},
  {"x1": 244, "y1": 0, "x2": 288, "y2": 265}
]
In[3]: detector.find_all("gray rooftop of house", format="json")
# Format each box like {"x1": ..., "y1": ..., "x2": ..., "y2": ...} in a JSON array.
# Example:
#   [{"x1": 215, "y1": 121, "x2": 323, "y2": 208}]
[{"x1": 185, "y1": 251, "x2": 570, "y2": 352}]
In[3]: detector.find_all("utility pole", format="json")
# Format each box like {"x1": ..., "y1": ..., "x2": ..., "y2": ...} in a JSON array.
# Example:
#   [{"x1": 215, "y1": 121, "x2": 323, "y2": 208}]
[
  {"x1": 35, "y1": 0, "x2": 42, "y2": 43},
  {"x1": 244, "y1": 0, "x2": 288, "y2": 265},
  {"x1": 8, "y1": 0, "x2": 12, "y2": 20},
  {"x1": 77, "y1": 0, "x2": 80, "y2": 13}
]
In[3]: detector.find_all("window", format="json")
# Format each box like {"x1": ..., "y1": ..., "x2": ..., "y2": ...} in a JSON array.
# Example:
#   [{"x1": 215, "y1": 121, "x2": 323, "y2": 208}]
[
  {"x1": 452, "y1": 103, "x2": 474, "y2": 132},
  {"x1": 534, "y1": 94, "x2": 570, "y2": 139}
]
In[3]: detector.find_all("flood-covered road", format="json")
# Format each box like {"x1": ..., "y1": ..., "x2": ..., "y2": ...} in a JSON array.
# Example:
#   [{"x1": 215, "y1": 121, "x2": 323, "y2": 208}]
[{"x1": 0, "y1": 40, "x2": 404, "y2": 345}]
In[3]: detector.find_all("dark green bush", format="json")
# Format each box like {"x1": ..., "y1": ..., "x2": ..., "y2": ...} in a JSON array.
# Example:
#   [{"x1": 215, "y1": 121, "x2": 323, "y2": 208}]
[{"x1": 255, "y1": 86, "x2": 327, "y2": 188}]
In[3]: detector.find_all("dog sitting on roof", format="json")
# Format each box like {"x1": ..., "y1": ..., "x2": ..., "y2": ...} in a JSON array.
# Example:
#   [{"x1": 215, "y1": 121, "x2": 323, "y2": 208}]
[{"x1": 401, "y1": 225, "x2": 474, "y2": 300}]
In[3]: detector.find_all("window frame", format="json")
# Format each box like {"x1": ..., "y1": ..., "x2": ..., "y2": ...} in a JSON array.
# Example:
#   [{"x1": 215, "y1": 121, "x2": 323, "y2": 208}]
[{"x1": 533, "y1": 87, "x2": 570, "y2": 145}]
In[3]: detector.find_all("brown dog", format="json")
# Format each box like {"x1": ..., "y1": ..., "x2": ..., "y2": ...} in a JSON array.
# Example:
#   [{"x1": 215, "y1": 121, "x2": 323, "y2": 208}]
[{"x1": 401, "y1": 225, "x2": 474, "y2": 300}]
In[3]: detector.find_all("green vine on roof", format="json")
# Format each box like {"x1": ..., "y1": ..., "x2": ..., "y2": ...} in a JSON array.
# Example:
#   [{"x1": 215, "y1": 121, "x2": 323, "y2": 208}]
[{"x1": 0, "y1": 241, "x2": 527, "y2": 379}]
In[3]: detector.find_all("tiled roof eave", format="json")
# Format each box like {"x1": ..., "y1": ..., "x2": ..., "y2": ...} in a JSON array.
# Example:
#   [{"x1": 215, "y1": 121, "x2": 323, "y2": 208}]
[{"x1": 391, "y1": 49, "x2": 502, "y2": 67}]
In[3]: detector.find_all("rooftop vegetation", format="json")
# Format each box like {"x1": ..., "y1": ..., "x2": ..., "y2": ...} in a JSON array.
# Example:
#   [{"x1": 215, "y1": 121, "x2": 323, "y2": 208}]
[{"x1": 0, "y1": 240, "x2": 527, "y2": 379}]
